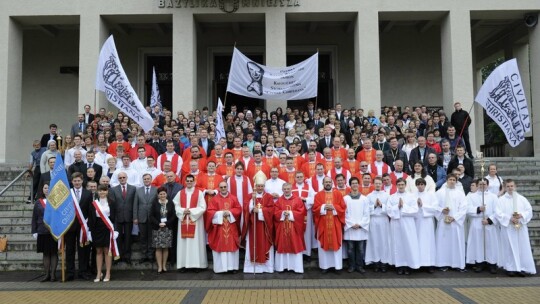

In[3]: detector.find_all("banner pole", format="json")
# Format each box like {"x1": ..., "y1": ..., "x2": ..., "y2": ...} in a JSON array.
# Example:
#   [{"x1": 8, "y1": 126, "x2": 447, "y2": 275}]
[
  {"x1": 223, "y1": 42, "x2": 236, "y2": 111},
  {"x1": 61, "y1": 236, "x2": 65, "y2": 283},
  {"x1": 455, "y1": 102, "x2": 474, "y2": 154},
  {"x1": 93, "y1": 89, "x2": 97, "y2": 147},
  {"x1": 315, "y1": 49, "x2": 320, "y2": 112}
]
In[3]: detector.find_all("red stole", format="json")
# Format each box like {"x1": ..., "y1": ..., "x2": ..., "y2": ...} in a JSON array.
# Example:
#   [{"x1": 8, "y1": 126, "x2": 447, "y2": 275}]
[
  {"x1": 91, "y1": 200, "x2": 120, "y2": 259},
  {"x1": 246, "y1": 194, "x2": 274, "y2": 263},
  {"x1": 347, "y1": 160, "x2": 359, "y2": 175},
  {"x1": 310, "y1": 176, "x2": 323, "y2": 192},
  {"x1": 229, "y1": 175, "x2": 251, "y2": 206},
  {"x1": 38, "y1": 198, "x2": 46, "y2": 209},
  {"x1": 371, "y1": 161, "x2": 390, "y2": 177},
  {"x1": 178, "y1": 189, "x2": 200, "y2": 238},
  {"x1": 160, "y1": 153, "x2": 180, "y2": 173},
  {"x1": 232, "y1": 148, "x2": 242, "y2": 160}
]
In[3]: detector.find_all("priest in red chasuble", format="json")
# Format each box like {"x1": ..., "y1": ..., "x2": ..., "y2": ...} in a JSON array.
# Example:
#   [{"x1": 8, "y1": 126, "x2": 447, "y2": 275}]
[
  {"x1": 273, "y1": 183, "x2": 306, "y2": 273},
  {"x1": 205, "y1": 181, "x2": 242, "y2": 273},
  {"x1": 242, "y1": 172, "x2": 275, "y2": 273},
  {"x1": 313, "y1": 176, "x2": 347, "y2": 273}
]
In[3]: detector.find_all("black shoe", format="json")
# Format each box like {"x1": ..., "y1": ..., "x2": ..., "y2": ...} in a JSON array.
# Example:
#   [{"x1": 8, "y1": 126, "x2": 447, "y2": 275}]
[
  {"x1": 231, "y1": 270, "x2": 238, "y2": 274},
  {"x1": 381, "y1": 267, "x2": 387, "y2": 273},
  {"x1": 459, "y1": 268, "x2": 467, "y2": 273},
  {"x1": 404, "y1": 268, "x2": 410, "y2": 275},
  {"x1": 358, "y1": 267, "x2": 366, "y2": 274},
  {"x1": 65, "y1": 276, "x2": 75, "y2": 282},
  {"x1": 321, "y1": 269, "x2": 328, "y2": 274},
  {"x1": 193, "y1": 268, "x2": 201, "y2": 273},
  {"x1": 397, "y1": 268, "x2": 404, "y2": 275},
  {"x1": 50, "y1": 276, "x2": 57, "y2": 282},
  {"x1": 40, "y1": 275, "x2": 51, "y2": 282},
  {"x1": 428, "y1": 267, "x2": 435, "y2": 273},
  {"x1": 78, "y1": 273, "x2": 91, "y2": 280},
  {"x1": 347, "y1": 267, "x2": 355, "y2": 273},
  {"x1": 518, "y1": 271, "x2": 527, "y2": 277},
  {"x1": 178, "y1": 268, "x2": 186, "y2": 273},
  {"x1": 125, "y1": 259, "x2": 132, "y2": 265},
  {"x1": 507, "y1": 271, "x2": 516, "y2": 277},
  {"x1": 489, "y1": 266, "x2": 498, "y2": 274}
]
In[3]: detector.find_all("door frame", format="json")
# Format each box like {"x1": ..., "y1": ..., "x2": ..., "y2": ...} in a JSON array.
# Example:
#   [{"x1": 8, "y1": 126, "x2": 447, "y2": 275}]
[{"x1": 137, "y1": 47, "x2": 173, "y2": 105}]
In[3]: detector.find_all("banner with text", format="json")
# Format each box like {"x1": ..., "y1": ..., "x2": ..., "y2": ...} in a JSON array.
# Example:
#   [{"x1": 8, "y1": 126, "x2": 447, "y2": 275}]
[
  {"x1": 96, "y1": 35, "x2": 154, "y2": 132},
  {"x1": 226, "y1": 47, "x2": 318, "y2": 100},
  {"x1": 475, "y1": 58, "x2": 531, "y2": 147}
]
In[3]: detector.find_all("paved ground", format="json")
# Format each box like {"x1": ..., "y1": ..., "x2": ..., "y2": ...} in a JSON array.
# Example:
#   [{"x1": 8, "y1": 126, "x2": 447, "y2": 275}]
[{"x1": 0, "y1": 267, "x2": 539, "y2": 304}]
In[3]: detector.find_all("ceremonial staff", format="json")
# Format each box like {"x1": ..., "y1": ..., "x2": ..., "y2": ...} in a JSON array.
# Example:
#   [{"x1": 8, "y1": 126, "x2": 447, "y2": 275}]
[
  {"x1": 480, "y1": 154, "x2": 486, "y2": 261},
  {"x1": 252, "y1": 192, "x2": 257, "y2": 275}
]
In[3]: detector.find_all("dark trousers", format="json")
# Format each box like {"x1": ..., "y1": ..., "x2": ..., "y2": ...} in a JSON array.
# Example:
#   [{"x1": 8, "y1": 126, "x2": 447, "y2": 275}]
[
  {"x1": 462, "y1": 129, "x2": 473, "y2": 158},
  {"x1": 347, "y1": 240, "x2": 367, "y2": 269},
  {"x1": 138, "y1": 222, "x2": 154, "y2": 259},
  {"x1": 31, "y1": 168, "x2": 41, "y2": 200},
  {"x1": 65, "y1": 229, "x2": 90, "y2": 277},
  {"x1": 117, "y1": 222, "x2": 133, "y2": 260}
]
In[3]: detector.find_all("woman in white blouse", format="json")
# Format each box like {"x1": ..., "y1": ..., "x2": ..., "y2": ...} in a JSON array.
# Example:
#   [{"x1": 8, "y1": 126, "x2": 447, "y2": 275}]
[{"x1": 485, "y1": 164, "x2": 504, "y2": 196}]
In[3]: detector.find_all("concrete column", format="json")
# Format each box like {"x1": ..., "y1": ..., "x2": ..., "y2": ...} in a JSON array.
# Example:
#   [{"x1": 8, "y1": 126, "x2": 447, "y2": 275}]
[
  {"x1": 440, "y1": 10, "x2": 476, "y2": 154},
  {"x1": 514, "y1": 43, "x2": 532, "y2": 138},
  {"x1": 529, "y1": 26, "x2": 540, "y2": 157},
  {"x1": 473, "y1": 68, "x2": 484, "y2": 151},
  {"x1": 79, "y1": 13, "x2": 108, "y2": 112},
  {"x1": 265, "y1": 11, "x2": 287, "y2": 112},
  {"x1": 354, "y1": 10, "x2": 381, "y2": 116},
  {"x1": 0, "y1": 18, "x2": 23, "y2": 163},
  {"x1": 172, "y1": 13, "x2": 196, "y2": 112}
]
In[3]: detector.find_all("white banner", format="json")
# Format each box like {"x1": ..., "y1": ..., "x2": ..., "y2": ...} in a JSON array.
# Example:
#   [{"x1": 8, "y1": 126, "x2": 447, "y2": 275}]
[
  {"x1": 226, "y1": 47, "x2": 318, "y2": 100},
  {"x1": 150, "y1": 66, "x2": 163, "y2": 116},
  {"x1": 95, "y1": 35, "x2": 154, "y2": 132},
  {"x1": 215, "y1": 98, "x2": 226, "y2": 142},
  {"x1": 475, "y1": 59, "x2": 531, "y2": 147}
]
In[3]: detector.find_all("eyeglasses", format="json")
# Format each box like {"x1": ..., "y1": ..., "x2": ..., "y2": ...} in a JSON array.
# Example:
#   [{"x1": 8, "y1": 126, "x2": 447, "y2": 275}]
[
  {"x1": 360, "y1": 165, "x2": 368, "y2": 167},
  {"x1": 186, "y1": 180, "x2": 194, "y2": 183},
  {"x1": 118, "y1": 177, "x2": 126, "y2": 179}
]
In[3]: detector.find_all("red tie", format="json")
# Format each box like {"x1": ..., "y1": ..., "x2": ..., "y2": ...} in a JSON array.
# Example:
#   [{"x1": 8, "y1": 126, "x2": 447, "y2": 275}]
[{"x1": 122, "y1": 186, "x2": 127, "y2": 199}]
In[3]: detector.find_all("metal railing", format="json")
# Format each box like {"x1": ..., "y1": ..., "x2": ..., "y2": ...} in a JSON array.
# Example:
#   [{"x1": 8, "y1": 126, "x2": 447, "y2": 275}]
[{"x1": 0, "y1": 169, "x2": 31, "y2": 198}]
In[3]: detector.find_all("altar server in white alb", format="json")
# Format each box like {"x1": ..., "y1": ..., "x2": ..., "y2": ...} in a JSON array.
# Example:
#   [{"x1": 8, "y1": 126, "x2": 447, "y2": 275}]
[
  {"x1": 343, "y1": 177, "x2": 370, "y2": 273},
  {"x1": 387, "y1": 178, "x2": 420, "y2": 275},
  {"x1": 413, "y1": 178, "x2": 438, "y2": 272},
  {"x1": 365, "y1": 177, "x2": 390, "y2": 272},
  {"x1": 496, "y1": 179, "x2": 536, "y2": 276},
  {"x1": 173, "y1": 174, "x2": 208, "y2": 271},
  {"x1": 466, "y1": 178, "x2": 499, "y2": 274},
  {"x1": 435, "y1": 173, "x2": 467, "y2": 271}
]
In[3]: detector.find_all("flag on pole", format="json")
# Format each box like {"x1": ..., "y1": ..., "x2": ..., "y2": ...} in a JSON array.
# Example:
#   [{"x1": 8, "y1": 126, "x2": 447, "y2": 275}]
[
  {"x1": 44, "y1": 153, "x2": 75, "y2": 240},
  {"x1": 95, "y1": 35, "x2": 154, "y2": 132},
  {"x1": 150, "y1": 66, "x2": 163, "y2": 116},
  {"x1": 215, "y1": 98, "x2": 226, "y2": 142},
  {"x1": 475, "y1": 58, "x2": 531, "y2": 147},
  {"x1": 227, "y1": 47, "x2": 318, "y2": 100}
]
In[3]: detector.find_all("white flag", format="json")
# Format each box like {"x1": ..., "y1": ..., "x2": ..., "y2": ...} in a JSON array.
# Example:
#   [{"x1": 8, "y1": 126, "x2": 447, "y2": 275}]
[
  {"x1": 226, "y1": 47, "x2": 318, "y2": 100},
  {"x1": 215, "y1": 98, "x2": 226, "y2": 142},
  {"x1": 95, "y1": 35, "x2": 154, "y2": 132},
  {"x1": 150, "y1": 66, "x2": 163, "y2": 116},
  {"x1": 475, "y1": 59, "x2": 531, "y2": 147}
]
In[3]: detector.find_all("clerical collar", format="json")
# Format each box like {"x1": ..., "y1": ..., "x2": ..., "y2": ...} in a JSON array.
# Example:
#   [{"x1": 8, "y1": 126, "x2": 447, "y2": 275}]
[{"x1": 349, "y1": 193, "x2": 360, "y2": 199}]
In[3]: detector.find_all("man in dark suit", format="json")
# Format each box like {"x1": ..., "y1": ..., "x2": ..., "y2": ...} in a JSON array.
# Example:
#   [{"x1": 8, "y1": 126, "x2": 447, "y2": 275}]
[
  {"x1": 133, "y1": 173, "x2": 157, "y2": 263},
  {"x1": 111, "y1": 172, "x2": 137, "y2": 264},
  {"x1": 83, "y1": 104, "x2": 95, "y2": 125},
  {"x1": 149, "y1": 131, "x2": 166, "y2": 155},
  {"x1": 84, "y1": 151, "x2": 103, "y2": 181},
  {"x1": 317, "y1": 125, "x2": 334, "y2": 153},
  {"x1": 446, "y1": 145, "x2": 474, "y2": 178},
  {"x1": 312, "y1": 112, "x2": 324, "y2": 135},
  {"x1": 164, "y1": 171, "x2": 183, "y2": 201},
  {"x1": 408, "y1": 136, "x2": 435, "y2": 174},
  {"x1": 198, "y1": 129, "x2": 215, "y2": 156},
  {"x1": 37, "y1": 157, "x2": 56, "y2": 198},
  {"x1": 71, "y1": 114, "x2": 88, "y2": 137},
  {"x1": 383, "y1": 137, "x2": 409, "y2": 171},
  {"x1": 65, "y1": 172, "x2": 93, "y2": 281},
  {"x1": 40, "y1": 123, "x2": 59, "y2": 148}
]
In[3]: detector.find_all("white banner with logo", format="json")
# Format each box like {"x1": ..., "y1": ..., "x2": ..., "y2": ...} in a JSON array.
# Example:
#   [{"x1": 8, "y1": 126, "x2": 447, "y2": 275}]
[
  {"x1": 95, "y1": 35, "x2": 154, "y2": 132},
  {"x1": 226, "y1": 47, "x2": 318, "y2": 100},
  {"x1": 215, "y1": 98, "x2": 226, "y2": 141},
  {"x1": 475, "y1": 58, "x2": 531, "y2": 147},
  {"x1": 150, "y1": 66, "x2": 163, "y2": 116}
]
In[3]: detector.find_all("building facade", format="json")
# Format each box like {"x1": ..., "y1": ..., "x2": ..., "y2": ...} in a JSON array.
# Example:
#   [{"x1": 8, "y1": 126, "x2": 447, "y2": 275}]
[{"x1": 1, "y1": 0, "x2": 539, "y2": 162}]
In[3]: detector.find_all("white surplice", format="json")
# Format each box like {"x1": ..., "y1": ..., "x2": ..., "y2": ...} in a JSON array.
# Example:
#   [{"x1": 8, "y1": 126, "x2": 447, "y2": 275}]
[
  {"x1": 343, "y1": 194, "x2": 370, "y2": 241},
  {"x1": 365, "y1": 190, "x2": 391, "y2": 265},
  {"x1": 496, "y1": 192, "x2": 536, "y2": 274},
  {"x1": 387, "y1": 191, "x2": 420, "y2": 269},
  {"x1": 435, "y1": 186, "x2": 467, "y2": 269},
  {"x1": 414, "y1": 190, "x2": 438, "y2": 267},
  {"x1": 173, "y1": 188, "x2": 208, "y2": 269},
  {"x1": 466, "y1": 191, "x2": 500, "y2": 265}
]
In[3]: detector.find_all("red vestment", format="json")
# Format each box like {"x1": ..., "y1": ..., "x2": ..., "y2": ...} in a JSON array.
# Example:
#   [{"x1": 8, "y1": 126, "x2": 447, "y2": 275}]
[
  {"x1": 273, "y1": 195, "x2": 306, "y2": 254},
  {"x1": 151, "y1": 172, "x2": 181, "y2": 187},
  {"x1": 205, "y1": 193, "x2": 242, "y2": 252},
  {"x1": 346, "y1": 159, "x2": 360, "y2": 175},
  {"x1": 356, "y1": 148, "x2": 376, "y2": 163},
  {"x1": 108, "y1": 141, "x2": 131, "y2": 157},
  {"x1": 216, "y1": 162, "x2": 236, "y2": 177},
  {"x1": 279, "y1": 170, "x2": 296, "y2": 185},
  {"x1": 242, "y1": 193, "x2": 274, "y2": 263},
  {"x1": 196, "y1": 173, "x2": 224, "y2": 203},
  {"x1": 301, "y1": 161, "x2": 322, "y2": 179},
  {"x1": 207, "y1": 154, "x2": 225, "y2": 167},
  {"x1": 246, "y1": 162, "x2": 271, "y2": 181},
  {"x1": 313, "y1": 190, "x2": 346, "y2": 251},
  {"x1": 128, "y1": 144, "x2": 158, "y2": 161},
  {"x1": 263, "y1": 156, "x2": 279, "y2": 169}
]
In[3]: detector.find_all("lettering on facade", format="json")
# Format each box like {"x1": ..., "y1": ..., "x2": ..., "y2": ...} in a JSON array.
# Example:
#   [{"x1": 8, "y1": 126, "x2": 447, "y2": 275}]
[{"x1": 157, "y1": 0, "x2": 300, "y2": 13}]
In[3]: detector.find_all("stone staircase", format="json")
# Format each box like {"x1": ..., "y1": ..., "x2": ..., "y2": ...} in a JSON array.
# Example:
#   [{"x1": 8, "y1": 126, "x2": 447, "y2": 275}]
[{"x1": 1, "y1": 159, "x2": 539, "y2": 271}]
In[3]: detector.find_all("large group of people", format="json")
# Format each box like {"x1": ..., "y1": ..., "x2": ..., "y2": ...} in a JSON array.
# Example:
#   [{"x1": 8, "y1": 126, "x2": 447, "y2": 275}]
[{"x1": 29, "y1": 101, "x2": 536, "y2": 282}]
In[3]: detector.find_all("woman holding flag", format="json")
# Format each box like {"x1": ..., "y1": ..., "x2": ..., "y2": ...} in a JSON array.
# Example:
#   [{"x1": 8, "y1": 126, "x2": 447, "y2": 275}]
[
  {"x1": 89, "y1": 184, "x2": 119, "y2": 282},
  {"x1": 31, "y1": 183, "x2": 58, "y2": 282}
]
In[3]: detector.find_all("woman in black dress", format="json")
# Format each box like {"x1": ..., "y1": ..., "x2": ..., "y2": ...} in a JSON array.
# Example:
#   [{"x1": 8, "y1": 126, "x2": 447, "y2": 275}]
[
  {"x1": 88, "y1": 184, "x2": 117, "y2": 282},
  {"x1": 31, "y1": 183, "x2": 58, "y2": 282},
  {"x1": 149, "y1": 186, "x2": 176, "y2": 274}
]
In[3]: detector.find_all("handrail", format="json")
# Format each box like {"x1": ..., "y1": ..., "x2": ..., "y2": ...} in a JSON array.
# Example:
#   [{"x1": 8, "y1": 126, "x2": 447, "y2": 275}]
[{"x1": 0, "y1": 169, "x2": 31, "y2": 197}]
